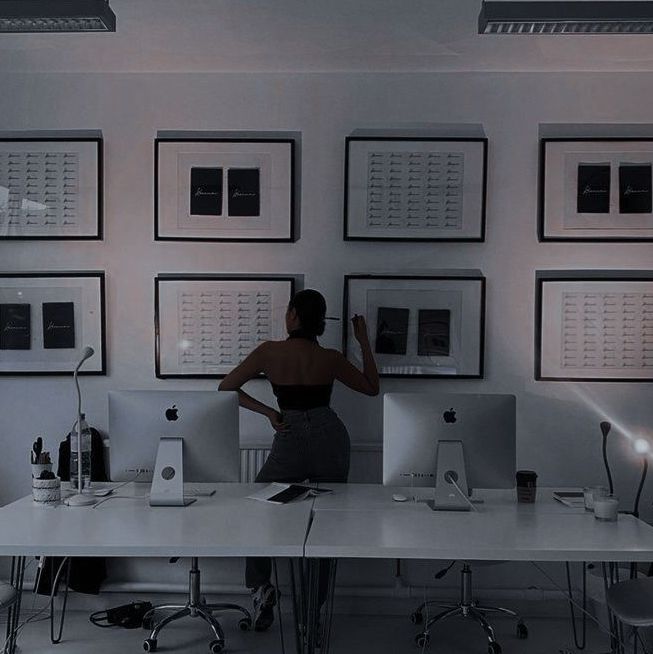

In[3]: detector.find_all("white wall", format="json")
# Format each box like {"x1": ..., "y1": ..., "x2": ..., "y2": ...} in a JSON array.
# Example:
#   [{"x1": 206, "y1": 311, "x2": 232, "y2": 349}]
[{"x1": 1, "y1": 70, "x2": 652, "y2": 590}]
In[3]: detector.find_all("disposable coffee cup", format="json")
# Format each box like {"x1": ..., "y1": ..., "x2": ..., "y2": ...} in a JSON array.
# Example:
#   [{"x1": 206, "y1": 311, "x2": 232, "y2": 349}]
[{"x1": 516, "y1": 470, "x2": 537, "y2": 503}]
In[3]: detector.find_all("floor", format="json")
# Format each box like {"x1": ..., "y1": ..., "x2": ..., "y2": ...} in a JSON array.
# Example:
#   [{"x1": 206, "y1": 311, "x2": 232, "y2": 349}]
[{"x1": 8, "y1": 604, "x2": 615, "y2": 654}]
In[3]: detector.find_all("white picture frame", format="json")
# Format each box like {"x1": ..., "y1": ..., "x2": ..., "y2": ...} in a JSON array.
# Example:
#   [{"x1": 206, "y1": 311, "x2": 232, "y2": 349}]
[
  {"x1": 536, "y1": 271, "x2": 653, "y2": 381},
  {"x1": 155, "y1": 274, "x2": 295, "y2": 378},
  {"x1": 155, "y1": 138, "x2": 296, "y2": 242},
  {"x1": 539, "y1": 138, "x2": 653, "y2": 241},
  {"x1": 344, "y1": 137, "x2": 487, "y2": 241},
  {"x1": 0, "y1": 138, "x2": 102, "y2": 240},
  {"x1": 343, "y1": 273, "x2": 485, "y2": 378},
  {"x1": 0, "y1": 271, "x2": 106, "y2": 375}
]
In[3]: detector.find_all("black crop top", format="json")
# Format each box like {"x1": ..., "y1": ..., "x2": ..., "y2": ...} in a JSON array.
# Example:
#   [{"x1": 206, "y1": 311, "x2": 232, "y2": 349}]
[{"x1": 271, "y1": 383, "x2": 333, "y2": 411}]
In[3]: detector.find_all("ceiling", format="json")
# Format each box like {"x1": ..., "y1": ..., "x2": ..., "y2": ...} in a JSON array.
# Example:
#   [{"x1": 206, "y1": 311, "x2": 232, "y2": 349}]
[{"x1": 1, "y1": 0, "x2": 653, "y2": 74}]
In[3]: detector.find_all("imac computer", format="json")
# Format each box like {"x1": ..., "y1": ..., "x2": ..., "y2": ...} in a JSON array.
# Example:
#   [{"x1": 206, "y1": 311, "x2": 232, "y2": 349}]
[
  {"x1": 383, "y1": 393, "x2": 516, "y2": 510},
  {"x1": 108, "y1": 390, "x2": 240, "y2": 485}
]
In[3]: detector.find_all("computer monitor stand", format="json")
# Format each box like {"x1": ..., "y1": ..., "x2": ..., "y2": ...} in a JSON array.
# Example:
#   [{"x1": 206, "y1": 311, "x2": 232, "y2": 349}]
[
  {"x1": 150, "y1": 437, "x2": 196, "y2": 507},
  {"x1": 427, "y1": 440, "x2": 473, "y2": 512}
]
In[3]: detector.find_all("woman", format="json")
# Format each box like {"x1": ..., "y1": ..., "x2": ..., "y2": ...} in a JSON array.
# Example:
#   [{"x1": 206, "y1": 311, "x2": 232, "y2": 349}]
[{"x1": 218, "y1": 288, "x2": 379, "y2": 631}]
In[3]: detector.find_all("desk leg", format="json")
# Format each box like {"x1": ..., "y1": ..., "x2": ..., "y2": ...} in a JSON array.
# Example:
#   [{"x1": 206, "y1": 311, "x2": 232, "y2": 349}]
[
  {"x1": 303, "y1": 558, "x2": 337, "y2": 654},
  {"x1": 321, "y1": 559, "x2": 337, "y2": 654},
  {"x1": 565, "y1": 561, "x2": 587, "y2": 650},
  {"x1": 272, "y1": 558, "x2": 286, "y2": 654},
  {"x1": 5, "y1": 556, "x2": 26, "y2": 654},
  {"x1": 50, "y1": 557, "x2": 71, "y2": 644},
  {"x1": 288, "y1": 559, "x2": 304, "y2": 654}
]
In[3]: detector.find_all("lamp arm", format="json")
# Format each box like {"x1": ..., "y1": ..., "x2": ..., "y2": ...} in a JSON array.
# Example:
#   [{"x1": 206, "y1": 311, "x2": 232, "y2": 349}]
[
  {"x1": 633, "y1": 457, "x2": 648, "y2": 519},
  {"x1": 601, "y1": 426, "x2": 614, "y2": 496},
  {"x1": 73, "y1": 360, "x2": 83, "y2": 420}
]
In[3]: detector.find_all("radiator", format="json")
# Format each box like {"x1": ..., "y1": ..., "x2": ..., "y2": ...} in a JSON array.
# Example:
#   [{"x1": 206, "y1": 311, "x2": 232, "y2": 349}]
[{"x1": 239, "y1": 445, "x2": 271, "y2": 482}]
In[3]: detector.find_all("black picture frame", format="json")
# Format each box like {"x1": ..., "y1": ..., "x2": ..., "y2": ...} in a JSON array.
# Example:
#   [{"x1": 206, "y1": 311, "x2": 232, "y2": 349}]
[
  {"x1": 0, "y1": 271, "x2": 106, "y2": 375},
  {"x1": 343, "y1": 273, "x2": 485, "y2": 379},
  {"x1": 0, "y1": 137, "x2": 103, "y2": 241},
  {"x1": 154, "y1": 137, "x2": 297, "y2": 242},
  {"x1": 538, "y1": 137, "x2": 653, "y2": 242},
  {"x1": 535, "y1": 270, "x2": 653, "y2": 382},
  {"x1": 343, "y1": 136, "x2": 488, "y2": 242},
  {"x1": 155, "y1": 274, "x2": 296, "y2": 379}
]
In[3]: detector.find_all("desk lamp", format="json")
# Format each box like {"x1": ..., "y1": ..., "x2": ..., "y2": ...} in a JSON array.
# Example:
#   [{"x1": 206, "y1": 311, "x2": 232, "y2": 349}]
[
  {"x1": 600, "y1": 420, "x2": 650, "y2": 519},
  {"x1": 64, "y1": 346, "x2": 96, "y2": 507}
]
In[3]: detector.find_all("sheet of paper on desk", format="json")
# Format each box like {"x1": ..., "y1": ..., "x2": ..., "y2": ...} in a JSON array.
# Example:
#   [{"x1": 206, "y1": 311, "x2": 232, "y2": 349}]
[
  {"x1": 552, "y1": 490, "x2": 585, "y2": 508},
  {"x1": 247, "y1": 483, "x2": 331, "y2": 504}
]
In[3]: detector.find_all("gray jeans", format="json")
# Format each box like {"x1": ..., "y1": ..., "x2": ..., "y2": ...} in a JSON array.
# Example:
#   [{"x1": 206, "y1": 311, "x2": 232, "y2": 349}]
[{"x1": 245, "y1": 407, "x2": 350, "y2": 590}]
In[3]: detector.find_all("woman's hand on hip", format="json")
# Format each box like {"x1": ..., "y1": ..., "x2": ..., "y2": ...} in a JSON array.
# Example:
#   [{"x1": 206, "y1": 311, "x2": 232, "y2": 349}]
[{"x1": 268, "y1": 410, "x2": 289, "y2": 433}]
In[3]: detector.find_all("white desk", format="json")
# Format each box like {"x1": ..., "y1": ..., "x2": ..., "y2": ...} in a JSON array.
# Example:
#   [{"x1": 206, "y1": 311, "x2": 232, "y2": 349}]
[
  {"x1": 307, "y1": 484, "x2": 653, "y2": 561},
  {"x1": 0, "y1": 482, "x2": 313, "y2": 558},
  {"x1": 303, "y1": 484, "x2": 653, "y2": 654},
  {"x1": 0, "y1": 482, "x2": 314, "y2": 654}
]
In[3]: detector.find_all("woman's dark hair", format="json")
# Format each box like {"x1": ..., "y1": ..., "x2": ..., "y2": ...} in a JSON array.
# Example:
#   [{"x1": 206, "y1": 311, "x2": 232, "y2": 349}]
[{"x1": 288, "y1": 289, "x2": 327, "y2": 337}]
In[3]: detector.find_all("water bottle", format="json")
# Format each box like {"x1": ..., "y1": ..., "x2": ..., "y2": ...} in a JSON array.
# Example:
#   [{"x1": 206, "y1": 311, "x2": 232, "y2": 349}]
[{"x1": 70, "y1": 413, "x2": 92, "y2": 490}]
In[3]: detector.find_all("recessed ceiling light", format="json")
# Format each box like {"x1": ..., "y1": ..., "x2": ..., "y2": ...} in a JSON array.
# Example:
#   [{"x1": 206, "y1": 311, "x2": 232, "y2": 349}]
[
  {"x1": 479, "y1": 1, "x2": 653, "y2": 34},
  {"x1": 0, "y1": 0, "x2": 116, "y2": 33}
]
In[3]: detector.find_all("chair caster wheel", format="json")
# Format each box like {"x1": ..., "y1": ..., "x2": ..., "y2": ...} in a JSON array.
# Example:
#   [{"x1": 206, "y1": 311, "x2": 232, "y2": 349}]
[
  {"x1": 410, "y1": 611, "x2": 423, "y2": 625},
  {"x1": 209, "y1": 640, "x2": 224, "y2": 653},
  {"x1": 488, "y1": 642, "x2": 502, "y2": 654},
  {"x1": 143, "y1": 639, "x2": 157, "y2": 652},
  {"x1": 414, "y1": 633, "x2": 430, "y2": 648},
  {"x1": 239, "y1": 617, "x2": 252, "y2": 631},
  {"x1": 516, "y1": 622, "x2": 528, "y2": 639}
]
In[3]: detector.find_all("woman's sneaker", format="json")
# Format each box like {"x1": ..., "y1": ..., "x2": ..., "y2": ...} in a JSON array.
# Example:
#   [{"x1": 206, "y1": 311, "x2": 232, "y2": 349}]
[{"x1": 251, "y1": 582, "x2": 277, "y2": 631}]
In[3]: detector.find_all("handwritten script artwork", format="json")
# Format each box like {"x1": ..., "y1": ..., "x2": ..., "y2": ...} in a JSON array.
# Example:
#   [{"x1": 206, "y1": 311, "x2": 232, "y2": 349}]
[
  {"x1": 577, "y1": 164, "x2": 610, "y2": 213},
  {"x1": 0, "y1": 151, "x2": 79, "y2": 232},
  {"x1": 0, "y1": 303, "x2": 31, "y2": 350},
  {"x1": 176, "y1": 289, "x2": 272, "y2": 371},
  {"x1": 365, "y1": 151, "x2": 464, "y2": 231},
  {"x1": 560, "y1": 291, "x2": 653, "y2": 371}
]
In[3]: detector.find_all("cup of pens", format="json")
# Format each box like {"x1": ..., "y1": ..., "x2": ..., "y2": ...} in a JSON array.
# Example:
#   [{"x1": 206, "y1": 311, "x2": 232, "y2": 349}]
[{"x1": 30, "y1": 436, "x2": 53, "y2": 478}]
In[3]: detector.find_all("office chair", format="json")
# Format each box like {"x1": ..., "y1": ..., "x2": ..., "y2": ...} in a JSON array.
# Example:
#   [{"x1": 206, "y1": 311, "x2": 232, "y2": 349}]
[
  {"x1": 411, "y1": 562, "x2": 527, "y2": 654},
  {"x1": 142, "y1": 557, "x2": 252, "y2": 653},
  {"x1": 606, "y1": 576, "x2": 653, "y2": 654}
]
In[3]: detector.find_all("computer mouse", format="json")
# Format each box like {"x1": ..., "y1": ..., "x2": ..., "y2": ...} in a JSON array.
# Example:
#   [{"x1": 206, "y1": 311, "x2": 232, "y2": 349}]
[{"x1": 392, "y1": 493, "x2": 408, "y2": 502}]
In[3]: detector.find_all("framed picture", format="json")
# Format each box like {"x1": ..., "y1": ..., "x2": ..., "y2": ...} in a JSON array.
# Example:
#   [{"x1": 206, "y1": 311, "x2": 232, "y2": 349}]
[
  {"x1": 343, "y1": 273, "x2": 485, "y2": 378},
  {"x1": 539, "y1": 138, "x2": 653, "y2": 241},
  {"x1": 0, "y1": 271, "x2": 106, "y2": 375},
  {"x1": 155, "y1": 274, "x2": 295, "y2": 378},
  {"x1": 535, "y1": 271, "x2": 653, "y2": 381},
  {"x1": 155, "y1": 138, "x2": 296, "y2": 242},
  {"x1": 344, "y1": 137, "x2": 487, "y2": 241},
  {"x1": 0, "y1": 137, "x2": 102, "y2": 240}
]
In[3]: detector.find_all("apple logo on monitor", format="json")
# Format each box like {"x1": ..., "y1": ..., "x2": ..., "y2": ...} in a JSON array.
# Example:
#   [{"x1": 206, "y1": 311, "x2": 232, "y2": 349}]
[
  {"x1": 165, "y1": 405, "x2": 179, "y2": 422},
  {"x1": 443, "y1": 408, "x2": 456, "y2": 424}
]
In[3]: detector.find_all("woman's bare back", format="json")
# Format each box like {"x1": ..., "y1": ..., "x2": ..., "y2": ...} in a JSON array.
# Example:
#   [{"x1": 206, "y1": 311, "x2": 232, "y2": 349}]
[{"x1": 259, "y1": 339, "x2": 338, "y2": 385}]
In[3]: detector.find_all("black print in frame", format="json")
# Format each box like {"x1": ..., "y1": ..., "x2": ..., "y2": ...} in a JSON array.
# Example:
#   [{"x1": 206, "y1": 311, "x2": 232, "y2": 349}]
[
  {"x1": 190, "y1": 167, "x2": 223, "y2": 216},
  {"x1": 577, "y1": 164, "x2": 610, "y2": 213},
  {"x1": 42, "y1": 302, "x2": 75, "y2": 349},
  {"x1": 228, "y1": 168, "x2": 260, "y2": 216},
  {"x1": 0, "y1": 304, "x2": 31, "y2": 350},
  {"x1": 418, "y1": 309, "x2": 450, "y2": 357},
  {"x1": 619, "y1": 164, "x2": 652, "y2": 214},
  {"x1": 375, "y1": 307, "x2": 409, "y2": 355}
]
